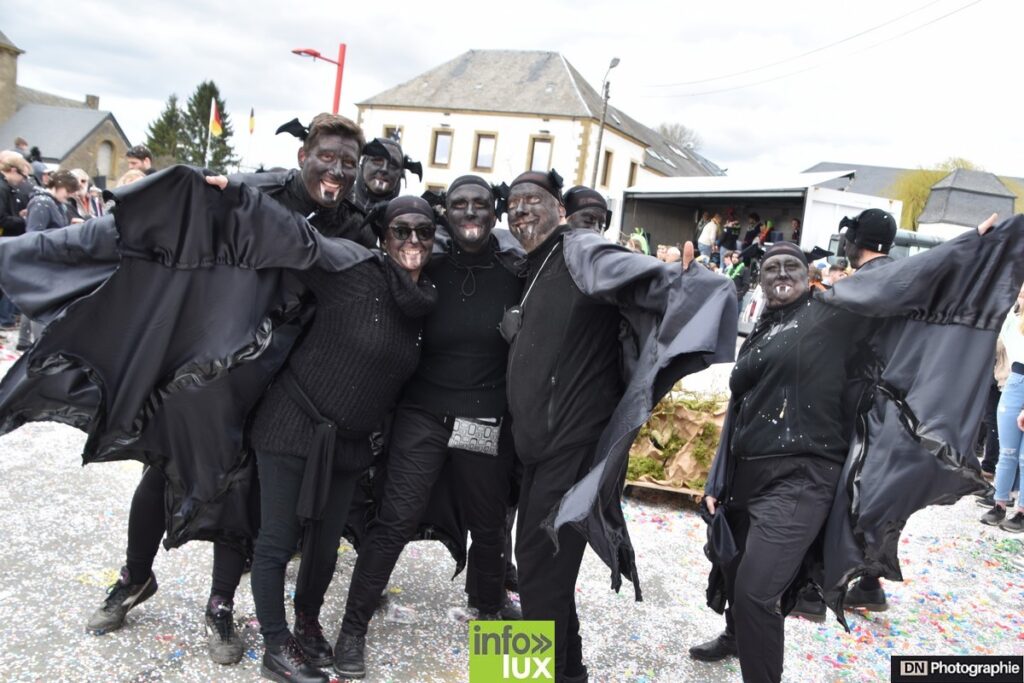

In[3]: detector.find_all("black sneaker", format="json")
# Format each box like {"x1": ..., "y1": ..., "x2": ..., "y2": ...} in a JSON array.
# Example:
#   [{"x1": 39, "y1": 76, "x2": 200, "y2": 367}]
[
  {"x1": 205, "y1": 596, "x2": 244, "y2": 665},
  {"x1": 999, "y1": 511, "x2": 1024, "y2": 533},
  {"x1": 293, "y1": 610, "x2": 333, "y2": 667},
  {"x1": 86, "y1": 566, "x2": 158, "y2": 634},
  {"x1": 845, "y1": 579, "x2": 888, "y2": 612},
  {"x1": 261, "y1": 636, "x2": 328, "y2": 683},
  {"x1": 981, "y1": 505, "x2": 1007, "y2": 526},
  {"x1": 688, "y1": 631, "x2": 737, "y2": 661},
  {"x1": 469, "y1": 593, "x2": 523, "y2": 621},
  {"x1": 788, "y1": 591, "x2": 826, "y2": 622},
  {"x1": 333, "y1": 632, "x2": 366, "y2": 679}
]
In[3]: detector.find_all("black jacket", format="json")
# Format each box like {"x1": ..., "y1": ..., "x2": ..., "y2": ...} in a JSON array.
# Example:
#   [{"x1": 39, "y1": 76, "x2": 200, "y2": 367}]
[
  {"x1": 540, "y1": 232, "x2": 738, "y2": 599},
  {"x1": 231, "y1": 169, "x2": 377, "y2": 248},
  {"x1": 0, "y1": 177, "x2": 27, "y2": 236},
  {"x1": 729, "y1": 293, "x2": 873, "y2": 462}
]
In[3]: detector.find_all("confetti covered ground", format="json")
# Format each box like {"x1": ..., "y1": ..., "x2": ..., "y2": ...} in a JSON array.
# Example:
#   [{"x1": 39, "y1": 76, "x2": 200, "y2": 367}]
[{"x1": 0, "y1": 353, "x2": 1021, "y2": 682}]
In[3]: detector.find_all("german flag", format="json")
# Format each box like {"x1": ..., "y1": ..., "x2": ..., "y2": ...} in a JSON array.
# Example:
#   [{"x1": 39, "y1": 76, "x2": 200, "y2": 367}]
[
  {"x1": 209, "y1": 100, "x2": 223, "y2": 138},
  {"x1": 249, "y1": 107, "x2": 255, "y2": 135}
]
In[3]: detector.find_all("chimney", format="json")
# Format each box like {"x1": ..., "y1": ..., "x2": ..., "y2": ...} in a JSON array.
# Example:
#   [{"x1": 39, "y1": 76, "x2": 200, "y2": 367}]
[
  {"x1": 85, "y1": 94, "x2": 99, "y2": 109},
  {"x1": 0, "y1": 33, "x2": 24, "y2": 124}
]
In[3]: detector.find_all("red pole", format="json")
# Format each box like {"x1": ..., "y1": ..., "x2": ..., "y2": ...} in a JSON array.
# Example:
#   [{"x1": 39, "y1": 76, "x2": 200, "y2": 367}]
[{"x1": 332, "y1": 43, "x2": 347, "y2": 114}]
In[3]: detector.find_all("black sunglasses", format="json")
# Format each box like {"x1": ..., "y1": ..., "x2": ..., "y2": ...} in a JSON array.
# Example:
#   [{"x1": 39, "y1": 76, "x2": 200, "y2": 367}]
[{"x1": 389, "y1": 225, "x2": 436, "y2": 242}]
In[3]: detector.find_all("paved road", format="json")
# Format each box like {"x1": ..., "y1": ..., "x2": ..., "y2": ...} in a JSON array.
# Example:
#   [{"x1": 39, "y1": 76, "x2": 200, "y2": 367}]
[{"x1": 0, "y1": 357, "x2": 1021, "y2": 682}]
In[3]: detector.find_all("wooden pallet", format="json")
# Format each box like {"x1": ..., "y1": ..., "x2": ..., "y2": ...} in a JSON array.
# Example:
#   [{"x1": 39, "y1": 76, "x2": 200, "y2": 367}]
[{"x1": 624, "y1": 479, "x2": 704, "y2": 501}]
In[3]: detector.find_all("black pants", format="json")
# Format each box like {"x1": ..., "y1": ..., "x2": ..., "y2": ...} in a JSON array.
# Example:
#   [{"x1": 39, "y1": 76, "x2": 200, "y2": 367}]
[
  {"x1": 125, "y1": 465, "x2": 245, "y2": 601},
  {"x1": 722, "y1": 455, "x2": 841, "y2": 683},
  {"x1": 341, "y1": 404, "x2": 515, "y2": 635},
  {"x1": 251, "y1": 449, "x2": 360, "y2": 647},
  {"x1": 981, "y1": 381, "x2": 1002, "y2": 473},
  {"x1": 516, "y1": 443, "x2": 596, "y2": 681}
]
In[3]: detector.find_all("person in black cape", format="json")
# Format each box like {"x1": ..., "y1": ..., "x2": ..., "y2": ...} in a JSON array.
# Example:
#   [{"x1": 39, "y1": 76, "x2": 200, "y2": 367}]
[
  {"x1": 501, "y1": 169, "x2": 738, "y2": 682},
  {"x1": 691, "y1": 215, "x2": 1024, "y2": 683}
]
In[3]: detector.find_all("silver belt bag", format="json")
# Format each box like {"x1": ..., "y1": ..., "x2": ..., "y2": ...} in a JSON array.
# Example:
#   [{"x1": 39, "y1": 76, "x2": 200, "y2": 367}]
[{"x1": 447, "y1": 416, "x2": 502, "y2": 456}]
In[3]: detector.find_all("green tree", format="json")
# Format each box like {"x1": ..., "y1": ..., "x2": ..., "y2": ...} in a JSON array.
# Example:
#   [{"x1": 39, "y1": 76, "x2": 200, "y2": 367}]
[
  {"x1": 144, "y1": 94, "x2": 186, "y2": 166},
  {"x1": 887, "y1": 157, "x2": 980, "y2": 229},
  {"x1": 180, "y1": 80, "x2": 238, "y2": 172}
]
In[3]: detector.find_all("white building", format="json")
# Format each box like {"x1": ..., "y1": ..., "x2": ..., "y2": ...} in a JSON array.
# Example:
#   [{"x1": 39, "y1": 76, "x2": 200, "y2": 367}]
[{"x1": 356, "y1": 50, "x2": 722, "y2": 235}]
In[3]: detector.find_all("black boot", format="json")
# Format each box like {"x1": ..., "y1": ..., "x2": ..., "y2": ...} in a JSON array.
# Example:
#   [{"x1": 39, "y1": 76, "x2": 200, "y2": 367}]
[
  {"x1": 261, "y1": 636, "x2": 329, "y2": 683},
  {"x1": 293, "y1": 610, "x2": 333, "y2": 667},
  {"x1": 333, "y1": 631, "x2": 366, "y2": 679},
  {"x1": 788, "y1": 587, "x2": 827, "y2": 622},
  {"x1": 688, "y1": 630, "x2": 737, "y2": 662},
  {"x1": 845, "y1": 578, "x2": 888, "y2": 611}
]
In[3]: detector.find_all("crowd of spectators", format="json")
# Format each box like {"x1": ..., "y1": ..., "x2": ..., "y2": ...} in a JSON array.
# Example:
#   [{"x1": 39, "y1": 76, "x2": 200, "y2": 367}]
[{"x1": 0, "y1": 138, "x2": 152, "y2": 348}]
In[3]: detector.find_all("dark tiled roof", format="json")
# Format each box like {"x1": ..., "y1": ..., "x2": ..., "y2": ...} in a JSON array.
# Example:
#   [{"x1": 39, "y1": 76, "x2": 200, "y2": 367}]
[
  {"x1": 15, "y1": 85, "x2": 90, "y2": 110},
  {"x1": 802, "y1": 162, "x2": 909, "y2": 198},
  {"x1": 918, "y1": 170, "x2": 1016, "y2": 228},
  {"x1": 0, "y1": 104, "x2": 126, "y2": 162},
  {"x1": 361, "y1": 49, "x2": 722, "y2": 178},
  {"x1": 930, "y1": 168, "x2": 1016, "y2": 197}
]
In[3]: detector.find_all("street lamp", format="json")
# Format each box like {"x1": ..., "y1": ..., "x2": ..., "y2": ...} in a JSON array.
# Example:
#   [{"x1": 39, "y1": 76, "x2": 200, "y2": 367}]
[
  {"x1": 291, "y1": 44, "x2": 347, "y2": 114},
  {"x1": 590, "y1": 57, "x2": 620, "y2": 188}
]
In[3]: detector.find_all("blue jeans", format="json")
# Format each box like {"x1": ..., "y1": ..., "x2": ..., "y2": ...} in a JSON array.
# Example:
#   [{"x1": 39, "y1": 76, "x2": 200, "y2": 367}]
[
  {"x1": 698, "y1": 243, "x2": 713, "y2": 258},
  {"x1": 994, "y1": 372, "x2": 1024, "y2": 505}
]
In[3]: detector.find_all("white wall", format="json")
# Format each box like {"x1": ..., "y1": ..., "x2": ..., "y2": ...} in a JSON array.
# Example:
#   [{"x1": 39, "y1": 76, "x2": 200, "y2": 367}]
[{"x1": 357, "y1": 106, "x2": 662, "y2": 216}]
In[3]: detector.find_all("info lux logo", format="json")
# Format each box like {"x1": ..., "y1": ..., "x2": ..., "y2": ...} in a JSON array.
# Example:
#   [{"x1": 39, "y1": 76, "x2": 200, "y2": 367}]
[{"x1": 469, "y1": 621, "x2": 555, "y2": 682}]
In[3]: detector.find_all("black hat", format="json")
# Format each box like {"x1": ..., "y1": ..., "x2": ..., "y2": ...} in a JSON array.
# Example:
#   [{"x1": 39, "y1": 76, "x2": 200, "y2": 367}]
[
  {"x1": 763, "y1": 241, "x2": 808, "y2": 265},
  {"x1": 563, "y1": 186, "x2": 606, "y2": 216},
  {"x1": 509, "y1": 169, "x2": 564, "y2": 201},
  {"x1": 839, "y1": 209, "x2": 897, "y2": 253}
]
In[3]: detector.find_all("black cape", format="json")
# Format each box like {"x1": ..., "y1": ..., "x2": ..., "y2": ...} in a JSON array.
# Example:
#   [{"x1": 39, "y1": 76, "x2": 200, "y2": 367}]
[
  {"x1": 545, "y1": 231, "x2": 739, "y2": 599},
  {"x1": 0, "y1": 166, "x2": 375, "y2": 549},
  {"x1": 704, "y1": 216, "x2": 1024, "y2": 628}
]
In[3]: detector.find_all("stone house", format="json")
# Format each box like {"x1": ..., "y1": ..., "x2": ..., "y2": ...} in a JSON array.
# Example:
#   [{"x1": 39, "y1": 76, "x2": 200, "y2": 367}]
[{"x1": 0, "y1": 30, "x2": 131, "y2": 187}]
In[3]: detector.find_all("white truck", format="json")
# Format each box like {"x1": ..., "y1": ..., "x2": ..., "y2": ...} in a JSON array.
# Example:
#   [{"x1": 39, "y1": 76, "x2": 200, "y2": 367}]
[
  {"x1": 612, "y1": 169, "x2": 903, "y2": 254},
  {"x1": 614, "y1": 170, "x2": 910, "y2": 336}
]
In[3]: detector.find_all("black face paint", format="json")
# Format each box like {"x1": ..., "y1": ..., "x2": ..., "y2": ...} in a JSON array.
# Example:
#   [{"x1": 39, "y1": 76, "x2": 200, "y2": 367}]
[
  {"x1": 298, "y1": 134, "x2": 360, "y2": 208},
  {"x1": 507, "y1": 183, "x2": 561, "y2": 253},
  {"x1": 446, "y1": 184, "x2": 496, "y2": 252},
  {"x1": 566, "y1": 207, "x2": 608, "y2": 233},
  {"x1": 761, "y1": 254, "x2": 809, "y2": 308},
  {"x1": 360, "y1": 144, "x2": 404, "y2": 199},
  {"x1": 384, "y1": 213, "x2": 434, "y2": 276}
]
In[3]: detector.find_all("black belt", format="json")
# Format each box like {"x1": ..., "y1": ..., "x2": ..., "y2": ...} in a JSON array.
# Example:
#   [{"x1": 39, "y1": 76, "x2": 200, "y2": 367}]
[
  {"x1": 278, "y1": 368, "x2": 369, "y2": 523},
  {"x1": 1013, "y1": 362, "x2": 1024, "y2": 375}
]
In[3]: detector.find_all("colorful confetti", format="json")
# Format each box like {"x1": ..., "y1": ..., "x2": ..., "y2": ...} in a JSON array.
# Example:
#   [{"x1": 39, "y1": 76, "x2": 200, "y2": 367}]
[{"x1": 0, "y1": 358, "x2": 1021, "y2": 681}]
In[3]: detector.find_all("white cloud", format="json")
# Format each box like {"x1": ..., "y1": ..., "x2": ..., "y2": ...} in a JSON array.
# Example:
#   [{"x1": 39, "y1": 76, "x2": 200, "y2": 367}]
[{"x1": 4, "y1": 0, "x2": 1020, "y2": 178}]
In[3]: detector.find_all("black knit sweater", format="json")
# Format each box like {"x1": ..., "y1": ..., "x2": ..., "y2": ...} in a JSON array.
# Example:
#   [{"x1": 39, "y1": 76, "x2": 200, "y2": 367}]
[
  {"x1": 248, "y1": 256, "x2": 436, "y2": 467},
  {"x1": 402, "y1": 239, "x2": 524, "y2": 417}
]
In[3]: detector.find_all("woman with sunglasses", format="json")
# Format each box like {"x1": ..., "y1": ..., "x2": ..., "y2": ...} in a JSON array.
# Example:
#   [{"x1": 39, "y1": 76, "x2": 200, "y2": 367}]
[{"x1": 246, "y1": 194, "x2": 438, "y2": 683}]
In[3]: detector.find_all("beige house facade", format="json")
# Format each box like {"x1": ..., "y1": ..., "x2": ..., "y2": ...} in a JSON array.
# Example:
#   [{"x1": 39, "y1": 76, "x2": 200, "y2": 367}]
[{"x1": 357, "y1": 50, "x2": 722, "y2": 236}]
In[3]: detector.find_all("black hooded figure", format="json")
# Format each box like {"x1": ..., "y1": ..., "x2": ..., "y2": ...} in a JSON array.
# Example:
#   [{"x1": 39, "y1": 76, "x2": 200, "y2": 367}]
[{"x1": 349, "y1": 137, "x2": 423, "y2": 236}]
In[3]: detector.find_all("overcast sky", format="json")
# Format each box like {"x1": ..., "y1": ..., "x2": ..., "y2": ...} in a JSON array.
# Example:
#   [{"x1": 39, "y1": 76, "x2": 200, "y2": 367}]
[{"x1": 4, "y1": 0, "x2": 1020, "y2": 178}]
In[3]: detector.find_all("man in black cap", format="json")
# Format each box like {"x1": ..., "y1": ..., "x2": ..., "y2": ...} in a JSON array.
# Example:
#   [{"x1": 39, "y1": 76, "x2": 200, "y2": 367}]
[
  {"x1": 563, "y1": 185, "x2": 611, "y2": 233},
  {"x1": 841, "y1": 208, "x2": 898, "y2": 273},
  {"x1": 504, "y1": 169, "x2": 737, "y2": 682}
]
